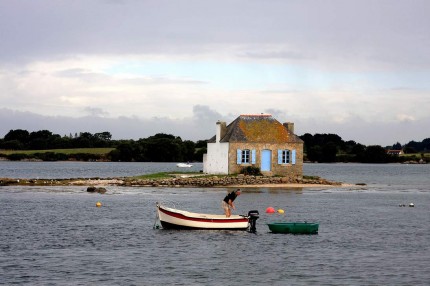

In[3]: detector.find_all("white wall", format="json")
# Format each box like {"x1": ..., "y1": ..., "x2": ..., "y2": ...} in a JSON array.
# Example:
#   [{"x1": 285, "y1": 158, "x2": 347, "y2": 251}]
[{"x1": 204, "y1": 142, "x2": 229, "y2": 174}]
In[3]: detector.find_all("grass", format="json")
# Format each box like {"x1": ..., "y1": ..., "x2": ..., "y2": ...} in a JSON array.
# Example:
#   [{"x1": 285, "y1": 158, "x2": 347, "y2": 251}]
[
  {"x1": 303, "y1": 175, "x2": 321, "y2": 180},
  {"x1": 0, "y1": 148, "x2": 115, "y2": 155},
  {"x1": 400, "y1": 153, "x2": 430, "y2": 159},
  {"x1": 133, "y1": 172, "x2": 205, "y2": 180},
  {"x1": 133, "y1": 171, "x2": 228, "y2": 180},
  {"x1": 134, "y1": 172, "x2": 173, "y2": 180}
]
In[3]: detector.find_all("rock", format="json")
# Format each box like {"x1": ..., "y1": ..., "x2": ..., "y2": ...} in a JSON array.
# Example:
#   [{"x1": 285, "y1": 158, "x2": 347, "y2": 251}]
[
  {"x1": 86, "y1": 186, "x2": 107, "y2": 194},
  {"x1": 87, "y1": 186, "x2": 96, "y2": 192}
]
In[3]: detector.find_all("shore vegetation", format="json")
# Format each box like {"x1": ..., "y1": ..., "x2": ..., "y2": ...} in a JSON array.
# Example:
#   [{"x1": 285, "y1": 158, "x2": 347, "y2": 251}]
[{"x1": 1, "y1": 129, "x2": 428, "y2": 164}]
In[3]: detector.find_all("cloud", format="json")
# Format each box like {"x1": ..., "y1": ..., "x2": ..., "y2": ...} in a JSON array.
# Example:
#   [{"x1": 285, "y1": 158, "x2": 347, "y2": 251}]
[
  {"x1": 84, "y1": 107, "x2": 109, "y2": 117},
  {"x1": 1, "y1": 0, "x2": 429, "y2": 70},
  {"x1": 0, "y1": 106, "x2": 223, "y2": 141},
  {"x1": 1, "y1": 107, "x2": 429, "y2": 146},
  {"x1": 240, "y1": 49, "x2": 312, "y2": 61},
  {"x1": 1, "y1": 1, "x2": 429, "y2": 146}
]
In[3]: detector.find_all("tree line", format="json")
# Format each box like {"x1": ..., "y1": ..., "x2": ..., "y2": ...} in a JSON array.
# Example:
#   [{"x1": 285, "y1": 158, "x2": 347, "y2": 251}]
[
  {"x1": 300, "y1": 133, "x2": 429, "y2": 163},
  {"x1": 0, "y1": 129, "x2": 114, "y2": 150},
  {"x1": 0, "y1": 129, "x2": 428, "y2": 163},
  {"x1": 0, "y1": 129, "x2": 206, "y2": 162}
]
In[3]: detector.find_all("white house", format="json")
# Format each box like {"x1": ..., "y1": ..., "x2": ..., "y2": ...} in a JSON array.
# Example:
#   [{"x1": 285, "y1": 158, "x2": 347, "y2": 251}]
[{"x1": 203, "y1": 114, "x2": 303, "y2": 177}]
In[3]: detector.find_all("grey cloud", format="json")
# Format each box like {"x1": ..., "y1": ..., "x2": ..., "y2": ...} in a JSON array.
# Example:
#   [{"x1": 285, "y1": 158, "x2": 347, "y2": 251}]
[
  {"x1": 264, "y1": 109, "x2": 290, "y2": 123},
  {"x1": 2, "y1": 107, "x2": 428, "y2": 146},
  {"x1": 84, "y1": 107, "x2": 109, "y2": 117},
  {"x1": 55, "y1": 69, "x2": 94, "y2": 78},
  {"x1": 122, "y1": 77, "x2": 208, "y2": 86},
  {"x1": 240, "y1": 50, "x2": 312, "y2": 60},
  {"x1": 54, "y1": 68, "x2": 207, "y2": 85},
  {"x1": 0, "y1": 106, "x2": 222, "y2": 141},
  {"x1": 1, "y1": 0, "x2": 429, "y2": 69},
  {"x1": 192, "y1": 105, "x2": 222, "y2": 122},
  {"x1": 54, "y1": 69, "x2": 112, "y2": 82}
]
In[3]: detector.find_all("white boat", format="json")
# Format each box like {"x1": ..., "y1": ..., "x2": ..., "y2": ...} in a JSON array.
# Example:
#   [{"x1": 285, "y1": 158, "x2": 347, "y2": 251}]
[
  {"x1": 156, "y1": 203, "x2": 259, "y2": 231},
  {"x1": 176, "y1": 163, "x2": 193, "y2": 168}
]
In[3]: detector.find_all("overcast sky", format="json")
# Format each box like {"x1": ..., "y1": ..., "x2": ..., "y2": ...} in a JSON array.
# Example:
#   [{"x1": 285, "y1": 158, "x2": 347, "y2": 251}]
[{"x1": 1, "y1": 0, "x2": 429, "y2": 146}]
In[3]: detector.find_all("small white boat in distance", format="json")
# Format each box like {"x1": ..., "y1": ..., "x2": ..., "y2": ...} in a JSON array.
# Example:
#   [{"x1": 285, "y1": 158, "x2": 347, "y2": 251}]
[{"x1": 176, "y1": 163, "x2": 193, "y2": 168}]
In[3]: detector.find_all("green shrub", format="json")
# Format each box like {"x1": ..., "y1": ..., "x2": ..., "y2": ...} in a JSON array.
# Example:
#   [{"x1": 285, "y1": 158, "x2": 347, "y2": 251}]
[
  {"x1": 7, "y1": 153, "x2": 31, "y2": 161},
  {"x1": 240, "y1": 166, "x2": 262, "y2": 176},
  {"x1": 33, "y1": 152, "x2": 69, "y2": 161}
]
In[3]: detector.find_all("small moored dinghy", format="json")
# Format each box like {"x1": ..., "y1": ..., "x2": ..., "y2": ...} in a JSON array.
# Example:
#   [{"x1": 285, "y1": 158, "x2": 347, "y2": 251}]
[
  {"x1": 268, "y1": 222, "x2": 319, "y2": 234},
  {"x1": 156, "y1": 203, "x2": 259, "y2": 232}
]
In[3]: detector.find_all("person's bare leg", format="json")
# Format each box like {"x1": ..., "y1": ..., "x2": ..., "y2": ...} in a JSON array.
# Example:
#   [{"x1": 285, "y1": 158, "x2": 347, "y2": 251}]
[{"x1": 226, "y1": 208, "x2": 231, "y2": 217}]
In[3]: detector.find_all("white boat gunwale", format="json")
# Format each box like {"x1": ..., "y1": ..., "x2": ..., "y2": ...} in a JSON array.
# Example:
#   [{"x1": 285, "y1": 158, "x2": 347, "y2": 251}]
[{"x1": 156, "y1": 203, "x2": 249, "y2": 230}]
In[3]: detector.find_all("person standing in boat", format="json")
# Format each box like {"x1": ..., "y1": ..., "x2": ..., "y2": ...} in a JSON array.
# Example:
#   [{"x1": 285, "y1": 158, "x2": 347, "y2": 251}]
[{"x1": 222, "y1": 189, "x2": 241, "y2": 217}]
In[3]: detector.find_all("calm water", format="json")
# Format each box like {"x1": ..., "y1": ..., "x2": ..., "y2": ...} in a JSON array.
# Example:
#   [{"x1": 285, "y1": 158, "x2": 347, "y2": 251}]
[
  {"x1": 1, "y1": 163, "x2": 430, "y2": 285},
  {"x1": 0, "y1": 161, "x2": 204, "y2": 179}
]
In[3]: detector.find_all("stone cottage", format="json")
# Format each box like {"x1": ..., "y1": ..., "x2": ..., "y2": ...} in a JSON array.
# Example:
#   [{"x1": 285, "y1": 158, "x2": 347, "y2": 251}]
[{"x1": 203, "y1": 114, "x2": 303, "y2": 178}]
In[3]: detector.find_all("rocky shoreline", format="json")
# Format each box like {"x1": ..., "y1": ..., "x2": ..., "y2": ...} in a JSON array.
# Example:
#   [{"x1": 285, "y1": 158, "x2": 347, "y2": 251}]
[{"x1": 0, "y1": 174, "x2": 348, "y2": 188}]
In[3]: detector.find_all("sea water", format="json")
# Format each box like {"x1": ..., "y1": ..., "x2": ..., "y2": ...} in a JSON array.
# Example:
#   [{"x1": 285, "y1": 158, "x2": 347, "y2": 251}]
[{"x1": 1, "y1": 163, "x2": 429, "y2": 285}]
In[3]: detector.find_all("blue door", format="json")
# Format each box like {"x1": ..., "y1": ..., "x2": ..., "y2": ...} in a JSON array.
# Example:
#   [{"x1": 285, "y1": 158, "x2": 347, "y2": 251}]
[{"x1": 261, "y1": 150, "x2": 272, "y2": 171}]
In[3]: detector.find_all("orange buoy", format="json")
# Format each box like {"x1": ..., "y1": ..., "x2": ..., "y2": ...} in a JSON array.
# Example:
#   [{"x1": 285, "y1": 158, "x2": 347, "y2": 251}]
[
  {"x1": 96, "y1": 201, "x2": 102, "y2": 207},
  {"x1": 266, "y1": 207, "x2": 275, "y2": 213}
]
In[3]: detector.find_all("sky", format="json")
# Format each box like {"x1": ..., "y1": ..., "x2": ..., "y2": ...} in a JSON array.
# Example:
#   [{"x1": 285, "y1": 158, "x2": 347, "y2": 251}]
[{"x1": 1, "y1": 0, "x2": 429, "y2": 146}]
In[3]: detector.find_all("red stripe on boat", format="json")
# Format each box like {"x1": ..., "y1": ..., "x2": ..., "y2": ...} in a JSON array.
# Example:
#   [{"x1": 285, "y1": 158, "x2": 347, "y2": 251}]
[{"x1": 159, "y1": 206, "x2": 248, "y2": 223}]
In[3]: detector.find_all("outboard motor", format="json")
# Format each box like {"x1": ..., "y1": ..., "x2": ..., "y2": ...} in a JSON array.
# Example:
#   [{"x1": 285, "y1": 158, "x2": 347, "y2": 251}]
[{"x1": 247, "y1": 210, "x2": 259, "y2": 233}]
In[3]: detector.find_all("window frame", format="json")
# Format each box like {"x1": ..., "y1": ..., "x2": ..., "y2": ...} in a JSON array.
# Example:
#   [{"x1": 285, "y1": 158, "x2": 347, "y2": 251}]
[
  {"x1": 281, "y1": 149, "x2": 290, "y2": 164},
  {"x1": 241, "y1": 149, "x2": 250, "y2": 164}
]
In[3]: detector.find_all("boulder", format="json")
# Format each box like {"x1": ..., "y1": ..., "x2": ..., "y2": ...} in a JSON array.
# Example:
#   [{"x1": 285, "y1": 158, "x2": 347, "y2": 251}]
[{"x1": 86, "y1": 186, "x2": 107, "y2": 194}]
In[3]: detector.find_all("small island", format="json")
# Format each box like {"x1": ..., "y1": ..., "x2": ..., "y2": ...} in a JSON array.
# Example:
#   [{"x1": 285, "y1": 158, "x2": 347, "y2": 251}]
[{"x1": 0, "y1": 173, "x2": 354, "y2": 189}]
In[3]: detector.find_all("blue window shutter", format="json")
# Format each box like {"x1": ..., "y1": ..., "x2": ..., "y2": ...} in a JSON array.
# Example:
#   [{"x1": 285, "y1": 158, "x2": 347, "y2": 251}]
[
  {"x1": 278, "y1": 150, "x2": 282, "y2": 164},
  {"x1": 237, "y1": 149, "x2": 242, "y2": 164},
  {"x1": 251, "y1": 150, "x2": 256, "y2": 164},
  {"x1": 292, "y1": 150, "x2": 296, "y2": 165}
]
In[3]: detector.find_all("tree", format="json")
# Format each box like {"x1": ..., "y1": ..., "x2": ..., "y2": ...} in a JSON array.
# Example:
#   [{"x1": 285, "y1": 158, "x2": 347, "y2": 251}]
[
  {"x1": 362, "y1": 145, "x2": 389, "y2": 163},
  {"x1": 321, "y1": 142, "x2": 338, "y2": 162},
  {"x1": 307, "y1": 145, "x2": 322, "y2": 162},
  {"x1": 4, "y1": 129, "x2": 30, "y2": 144},
  {"x1": 194, "y1": 147, "x2": 206, "y2": 162},
  {"x1": 28, "y1": 130, "x2": 57, "y2": 150},
  {"x1": 114, "y1": 142, "x2": 135, "y2": 161},
  {"x1": 1, "y1": 139, "x2": 24, "y2": 150},
  {"x1": 392, "y1": 142, "x2": 402, "y2": 150},
  {"x1": 182, "y1": 140, "x2": 196, "y2": 162},
  {"x1": 95, "y1": 132, "x2": 112, "y2": 142},
  {"x1": 195, "y1": 140, "x2": 208, "y2": 148},
  {"x1": 403, "y1": 147, "x2": 416, "y2": 154}
]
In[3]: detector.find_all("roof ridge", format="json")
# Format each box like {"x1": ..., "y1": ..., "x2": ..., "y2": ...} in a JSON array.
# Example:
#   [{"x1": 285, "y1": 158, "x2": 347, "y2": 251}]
[{"x1": 240, "y1": 114, "x2": 272, "y2": 117}]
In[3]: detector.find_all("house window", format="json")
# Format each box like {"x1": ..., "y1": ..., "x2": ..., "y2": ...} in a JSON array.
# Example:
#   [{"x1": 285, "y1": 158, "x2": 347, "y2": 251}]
[
  {"x1": 242, "y1": 149, "x2": 250, "y2": 164},
  {"x1": 278, "y1": 149, "x2": 295, "y2": 164},
  {"x1": 237, "y1": 149, "x2": 256, "y2": 165},
  {"x1": 282, "y1": 150, "x2": 290, "y2": 164}
]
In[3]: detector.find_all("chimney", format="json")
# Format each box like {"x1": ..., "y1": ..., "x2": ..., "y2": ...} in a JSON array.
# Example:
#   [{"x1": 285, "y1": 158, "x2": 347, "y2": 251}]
[
  {"x1": 283, "y1": 122, "x2": 294, "y2": 133},
  {"x1": 216, "y1": 121, "x2": 227, "y2": 142}
]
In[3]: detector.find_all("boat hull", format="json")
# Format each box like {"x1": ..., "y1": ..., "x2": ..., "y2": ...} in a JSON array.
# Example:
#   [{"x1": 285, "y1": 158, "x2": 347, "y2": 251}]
[
  {"x1": 176, "y1": 163, "x2": 193, "y2": 168},
  {"x1": 157, "y1": 204, "x2": 249, "y2": 230},
  {"x1": 268, "y1": 222, "x2": 319, "y2": 234}
]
